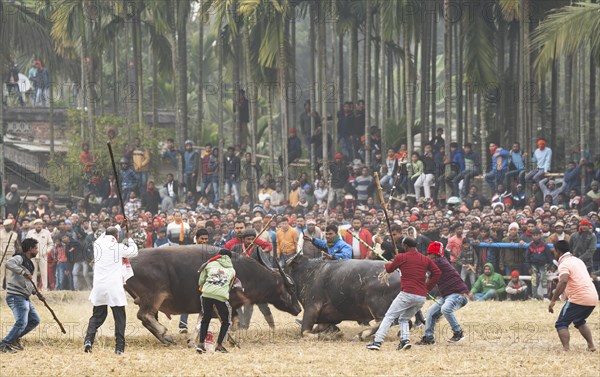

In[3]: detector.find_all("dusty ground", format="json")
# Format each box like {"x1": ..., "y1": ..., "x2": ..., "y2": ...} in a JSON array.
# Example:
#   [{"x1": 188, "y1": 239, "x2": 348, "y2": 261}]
[{"x1": 0, "y1": 291, "x2": 598, "y2": 376}]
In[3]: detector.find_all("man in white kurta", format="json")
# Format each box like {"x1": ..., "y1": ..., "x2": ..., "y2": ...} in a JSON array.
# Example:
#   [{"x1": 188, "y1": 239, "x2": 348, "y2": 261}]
[
  {"x1": 26, "y1": 219, "x2": 54, "y2": 290},
  {"x1": 84, "y1": 227, "x2": 138, "y2": 354}
]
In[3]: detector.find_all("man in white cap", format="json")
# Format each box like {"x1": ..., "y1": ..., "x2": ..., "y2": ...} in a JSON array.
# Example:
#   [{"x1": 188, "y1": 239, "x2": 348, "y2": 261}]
[
  {"x1": 25, "y1": 219, "x2": 53, "y2": 291},
  {"x1": 0, "y1": 219, "x2": 21, "y2": 290},
  {"x1": 5, "y1": 184, "x2": 20, "y2": 217}
]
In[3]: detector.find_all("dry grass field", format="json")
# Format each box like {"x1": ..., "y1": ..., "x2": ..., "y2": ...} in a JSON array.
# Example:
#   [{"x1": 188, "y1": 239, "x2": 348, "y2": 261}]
[{"x1": 1, "y1": 291, "x2": 599, "y2": 377}]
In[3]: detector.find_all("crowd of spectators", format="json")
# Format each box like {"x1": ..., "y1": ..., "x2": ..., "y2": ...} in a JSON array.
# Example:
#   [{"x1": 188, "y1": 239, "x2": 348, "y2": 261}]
[{"x1": 2, "y1": 101, "x2": 600, "y2": 301}]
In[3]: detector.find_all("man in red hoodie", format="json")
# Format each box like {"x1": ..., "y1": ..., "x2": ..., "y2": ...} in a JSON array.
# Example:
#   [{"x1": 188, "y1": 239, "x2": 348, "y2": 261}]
[{"x1": 367, "y1": 237, "x2": 441, "y2": 351}]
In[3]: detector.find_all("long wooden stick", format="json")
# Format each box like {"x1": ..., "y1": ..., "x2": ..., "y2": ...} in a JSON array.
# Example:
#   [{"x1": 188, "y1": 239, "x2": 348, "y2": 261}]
[
  {"x1": 374, "y1": 172, "x2": 398, "y2": 255},
  {"x1": 243, "y1": 215, "x2": 272, "y2": 255},
  {"x1": 107, "y1": 142, "x2": 128, "y2": 233},
  {"x1": 0, "y1": 188, "x2": 30, "y2": 267},
  {"x1": 26, "y1": 275, "x2": 66, "y2": 334}
]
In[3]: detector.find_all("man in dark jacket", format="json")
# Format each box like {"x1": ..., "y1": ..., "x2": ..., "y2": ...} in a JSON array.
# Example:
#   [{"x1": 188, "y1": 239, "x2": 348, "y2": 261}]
[
  {"x1": 279, "y1": 128, "x2": 302, "y2": 170},
  {"x1": 199, "y1": 144, "x2": 219, "y2": 202},
  {"x1": 141, "y1": 181, "x2": 161, "y2": 214},
  {"x1": 570, "y1": 219, "x2": 597, "y2": 269},
  {"x1": 525, "y1": 228, "x2": 553, "y2": 299},
  {"x1": 0, "y1": 238, "x2": 43, "y2": 353},
  {"x1": 182, "y1": 140, "x2": 200, "y2": 198},
  {"x1": 329, "y1": 153, "x2": 349, "y2": 205},
  {"x1": 224, "y1": 146, "x2": 241, "y2": 204}
]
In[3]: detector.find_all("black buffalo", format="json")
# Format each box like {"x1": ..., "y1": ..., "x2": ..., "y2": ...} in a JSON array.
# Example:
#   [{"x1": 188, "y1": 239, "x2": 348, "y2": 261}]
[
  {"x1": 125, "y1": 245, "x2": 302, "y2": 345},
  {"x1": 285, "y1": 253, "x2": 400, "y2": 339}
]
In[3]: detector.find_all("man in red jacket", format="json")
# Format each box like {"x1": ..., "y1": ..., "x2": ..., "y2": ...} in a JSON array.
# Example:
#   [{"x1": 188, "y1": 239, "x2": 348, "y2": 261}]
[
  {"x1": 367, "y1": 237, "x2": 441, "y2": 351},
  {"x1": 344, "y1": 218, "x2": 373, "y2": 259}
]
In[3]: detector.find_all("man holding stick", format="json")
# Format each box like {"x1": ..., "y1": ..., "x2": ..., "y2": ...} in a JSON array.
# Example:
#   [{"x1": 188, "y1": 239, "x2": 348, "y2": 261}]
[{"x1": 1, "y1": 238, "x2": 43, "y2": 353}]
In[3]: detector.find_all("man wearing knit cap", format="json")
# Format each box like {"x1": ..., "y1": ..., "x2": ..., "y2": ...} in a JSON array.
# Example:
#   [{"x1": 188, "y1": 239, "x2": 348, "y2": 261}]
[
  {"x1": 549, "y1": 240, "x2": 598, "y2": 352},
  {"x1": 569, "y1": 218, "x2": 597, "y2": 269},
  {"x1": 526, "y1": 138, "x2": 552, "y2": 184},
  {"x1": 367, "y1": 237, "x2": 441, "y2": 351},
  {"x1": 506, "y1": 270, "x2": 528, "y2": 301},
  {"x1": 500, "y1": 222, "x2": 524, "y2": 275},
  {"x1": 416, "y1": 242, "x2": 469, "y2": 345}
]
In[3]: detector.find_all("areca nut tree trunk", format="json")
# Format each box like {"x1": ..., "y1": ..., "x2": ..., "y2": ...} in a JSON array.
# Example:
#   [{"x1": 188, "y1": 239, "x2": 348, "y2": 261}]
[
  {"x1": 196, "y1": 4, "x2": 204, "y2": 141},
  {"x1": 217, "y1": 22, "x2": 225, "y2": 198},
  {"x1": 443, "y1": 0, "x2": 452, "y2": 152},
  {"x1": 243, "y1": 22, "x2": 258, "y2": 203},
  {"x1": 309, "y1": 2, "x2": 317, "y2": 169},
  {"x1": 404, "y1": 24, "x2": 413, "y2": 157},
  {"x1": 280, "y1": 13, "x2": 290, "y2": 197},
  {"x1": 364, "y1": 1, "x2": 371, "y2": 167},
  {"x1": 83, "y1": 0, "x2": 96, "y2": 150},
  {"x1": 319, "y1": 3, "x2": 329, "y2": 182}
]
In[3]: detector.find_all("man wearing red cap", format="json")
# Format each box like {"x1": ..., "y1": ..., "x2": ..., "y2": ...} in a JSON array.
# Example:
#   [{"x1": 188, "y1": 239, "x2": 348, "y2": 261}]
[
  {"x1": 526, "y1": 138, "x2": 552, "y2": 184},
  {"x1": 506, "y1": 270, "x2": 528, "y2": 301},
  {"x1": 569, "y1": 218, "x2": 597, "y2": 269},
  {"x1": 416, "y1": 242, "x2": 469, "y2": 345},
  {"x1": 367, "y1": 237, "x2": 441, "y2": 351}
]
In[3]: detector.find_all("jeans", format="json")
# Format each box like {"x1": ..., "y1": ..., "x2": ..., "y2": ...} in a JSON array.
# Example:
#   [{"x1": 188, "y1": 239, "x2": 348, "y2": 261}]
[
  {"x1": 380, "y1": 174, "x2": 394, "y2": 192},
  {"x1": 424, "y1": 293, "x2": 468, "y2": 339},
  {"x1": 485, "y1": 170, "x2": 505, "y2": 192},
  {"x1": 2, "y1": 294, "x2": 41, "y2": 344},
  {"x1": 184, "y1": 173, "x2": 198, "y2": 196},
  {"x1": 200, "y1": 175, "x2": 219, "y2": 201},
  {"x1": 179, "y1": 314, "x2": 189, "y2": 329},
  {"x1": 453, "y1": 170, "x2": 479, "y2": 198},
  {"x1": 460, "y1": 266, "x2": 476, "y2": 288},
  {"x1": 473, "y1": 289, "x2": 499, "y2": 301},
  {"x1": 530, "y1": 264, "x2": 547, "y2": 299},
  {"x1": 225, "y1": 179, "x2": 241, "y2": 204},
  {"x1": 374, "y1": 292, "x2": 426, "y2": 343},
  {"x1": 34, "y1": 87, "x2": 48, "y2": 107},
  {"x1": 137, "y1": 172, "x2": 148, "y2": 195},
  {"x1": 72, "y1": 261, "x2": 93, "y2": 290},
  {"x1": 525, "y1": 168, "x2": 545, "y2": 183},
  {"x1": 56, "y1": 262, "x2": 72, "y2": 290}
]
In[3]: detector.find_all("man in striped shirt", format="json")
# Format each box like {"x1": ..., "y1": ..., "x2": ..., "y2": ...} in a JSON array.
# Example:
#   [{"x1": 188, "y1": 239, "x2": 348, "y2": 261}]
[
  {"x1": 416, "y1": 241, "x2": 469, "y2": 345},
  {"x1": 353, "y1": 166, "x2": 373, "y2": 204}
]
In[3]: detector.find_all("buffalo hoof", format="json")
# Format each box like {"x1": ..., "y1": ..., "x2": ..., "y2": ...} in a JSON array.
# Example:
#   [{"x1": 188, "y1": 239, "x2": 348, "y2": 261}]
[{"x1": 161, "y1": 334, "x2": 176, "y2": 345}]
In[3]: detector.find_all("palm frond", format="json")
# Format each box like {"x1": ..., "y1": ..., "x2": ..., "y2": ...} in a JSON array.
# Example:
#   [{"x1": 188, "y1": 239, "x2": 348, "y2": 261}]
[
  {"x1": 463, "y1": 7, "x2": 497, "y2": 90},
  {"x1": 531, "y1": 2, "x2": 600, "y2": 75}
]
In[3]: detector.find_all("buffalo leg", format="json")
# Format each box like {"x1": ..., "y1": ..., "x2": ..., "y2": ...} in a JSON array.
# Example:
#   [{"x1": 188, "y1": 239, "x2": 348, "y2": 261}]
[
  {"x1": 355, "y1": 320, "x2": 382, "y2": 341},
  {"x1": 300, "y1": 306, "x2": 321, "y2": 336},
  {"x1": 136, "y1": 294, "x2": 175, "y2": 345}
]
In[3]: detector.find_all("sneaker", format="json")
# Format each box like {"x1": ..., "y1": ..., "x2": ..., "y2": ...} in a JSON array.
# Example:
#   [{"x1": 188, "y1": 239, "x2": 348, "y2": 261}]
[
  {"x1": 115, "y1": 350, "x2": 124, "y2": 355},
  {"x1": 9, "y1": 339, "x2": 23, "y2": 351},
  {"x1": 84, "y1": 342, "x2": 92, "y2": 353},
  {"x1": 178, "y1": 328, "x2": 188, "y2": 334},
  {"x1": 448, "y1": 331, "x2": 465, "y2": 343},
  {"x1": 397, "y1": 340, "x2": 411, "y2": 350},
  {"x1": 415, "y1": 336, "x2": 435, "y2": 345},
  {"x1": 366, "y1": 341, "x2": 382, "y2": 350},
  {"x1": 196, "y1": 344, "x2": 207, "y2": 354},
  {"x1": 215, "y1": 345, "x2": 228, "y2": 353},
  {"x1": 0, "y1": 343, "x2": 17, "y2": 353}
]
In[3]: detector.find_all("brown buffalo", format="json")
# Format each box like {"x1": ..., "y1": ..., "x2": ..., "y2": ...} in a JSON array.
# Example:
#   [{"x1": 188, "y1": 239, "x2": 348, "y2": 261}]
[{"x1": 125, "y1": 245, "x2": 301, "y2": 345}]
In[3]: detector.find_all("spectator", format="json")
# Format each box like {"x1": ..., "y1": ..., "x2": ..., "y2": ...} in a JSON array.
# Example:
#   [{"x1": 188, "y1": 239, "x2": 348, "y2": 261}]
[
  {"x1": 379, "y1": 148, "x2": 399, "y2": 191},
  {"x1": 132, "y1": 138, "x2": 150, "y2": 196},
  {"x1": 525, "y1": 228, "x2": 553, "y2": 299},
  {"x1": 548, "y1": 221, "x2": 570, "y2": 244},
  {"x1": 162, "y1": 138, "x2": 180, "y2": 170},
  {"x1": 468, "y1": 263, "x2": 506, "y2": 301},
  {"x1": 0, "y1": 219, "x2": 21, "y2": 289},
  {"x1": 199, "y1": 144, "x2": 219, "y2": 202},
  {"x1": 25, "y1": 219, "x2": 53, "y2": 291},
  {"x1": 276, "y1": 218, "x2": 298, "y2": 263},
  {"x1": 453, "y1": 143, "x2": 481, "y2": 198},
  {"x1": 569, "y1": 218, "x2": 597, "y2": 268},
  {"x1": 166, "y1": 212, "x2": 192, "y2": 245},
  {"x1": 562, "y1": 160, "x2": 582, "y2": 194},
  {"x1": 505, "y1": 142, "x2": 526, "y2": 188},
  {"x1": 153, "y1": 227, "x2": 173, "y2": 248},
  {"x1": 456, "y1": 237, "x2": 478, "y2": 288},
  {"x1": 34, "y1": 61, "x2": 49, "y2": 107},
  {"x1": 310, "y1": 127, "x2": 333, "y2": 161},
  {"x1": 484, "y1": 143, "x2": 509, "y2": 193},
  {"x1": 164, "y1": 173, "x2": 179, "y2": 203},
  {"x1": 4, "y1": 62, "x2": 25, "y2": 107},
  {"x1": 329, "y1": 153, "x2": 349, "y2": 205},
  {"x1": 119, "y1": 158, "x2": 137, "y2": 201},
  {"x1": 182, "y1": 140, "x2": 200, "y2": 198},
  {"x1": 224, "y1": 146, "x2": 241, "y2": 205},
  {"x1": 505, "y1": 270, "x2": 528, "y2": 301},
  {"x1": 300, "y1": 100, "x2": 321, "y2": 157},
  {"x1": 337, "y1": 102, "x2": 354, "y2": 159},
  {"x1": 446, "y1": 143, "x2": 465, "y2": 197},
  {"x1": 526, "y1": 139, "x2": 552, "y2": 183},
  {"x1": 430, "y1": 127, "x2": 445, "y2": 153},
  {"x1": 353, "y1": 167, "x2": 373, "y2": 204},
  {"x1": 500, "y1": 222, "x2": 524, "y2": 275},
  {"x1": 141, "y1": 181, "x2": 161, "y2": 215},
  {"x1": 314, "y1": 179, "x2": 328, "y2": 205},
  {"x1": 124, "y1": 191, "x2": 141, "y2": 219},
  {"x1": 235, "y1": 89, "x2": 250, "y2": 148},
  {"x1": 243, "y1": 152, "x2": 261, "y2": 203},
  {"x1": 303, "y1": 224, "x2": 352, "y2": 260},
  {"x1": 5, "y1": 184, "x2": 20, "y2": 218},
  {"x1": 344, "y1": 217, "x2": 373, "y2": 259}
]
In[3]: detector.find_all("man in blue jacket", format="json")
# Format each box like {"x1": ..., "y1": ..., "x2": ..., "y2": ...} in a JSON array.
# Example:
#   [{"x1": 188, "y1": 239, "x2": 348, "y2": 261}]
[
  {"x1": 484, "y1": 142, "x2": 509, "y2": 193},
  {"x1": 303, "y1": 224, "x2": 352, "y2": 260},
  {"x1": 563, "y1": 160, "x2": 582, "y2": 194},
  {"x1": 446, "y1": 142, "x2": 465, "y2": 197},
  {"x1": 505, "y1": 142, "x2": 526, "y2": 188}
]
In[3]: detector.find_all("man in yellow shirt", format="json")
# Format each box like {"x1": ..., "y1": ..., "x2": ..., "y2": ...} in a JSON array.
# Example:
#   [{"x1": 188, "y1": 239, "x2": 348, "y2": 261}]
[{"x1": 276, "y1": 218, "x2": 298, "y2": 263}]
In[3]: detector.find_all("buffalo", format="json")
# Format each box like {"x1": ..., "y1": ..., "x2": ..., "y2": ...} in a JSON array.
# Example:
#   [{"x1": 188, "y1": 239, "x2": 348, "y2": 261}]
[
  {"x1": 125, "y1": 245, "x2": 302, "y2": 345},
  {"x1": 285, "y1": 253, "x2": 401, "y2": 339}
]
